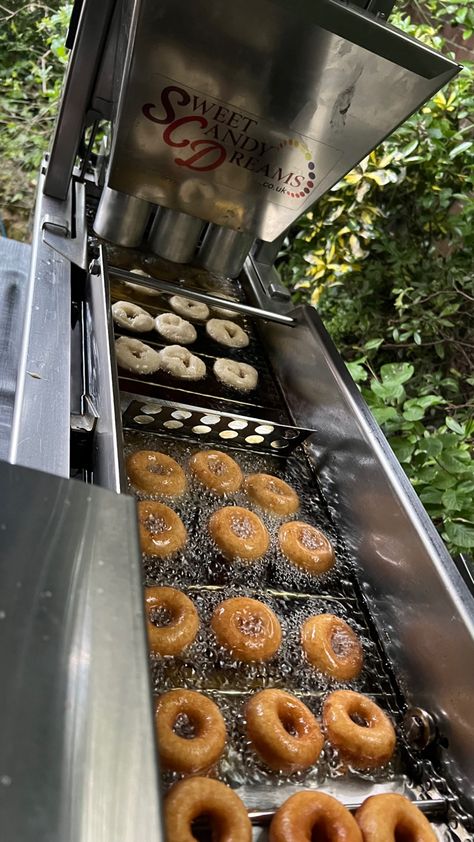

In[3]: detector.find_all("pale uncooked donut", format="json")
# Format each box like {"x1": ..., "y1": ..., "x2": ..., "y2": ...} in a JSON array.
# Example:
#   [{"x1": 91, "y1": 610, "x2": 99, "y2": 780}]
[
  {"x1": 213, "y1": 358, "x2": 258, "y2": 392},
  {"x1": 112, "y1": 300, "x2": 154, "y2": 333},
  {"x1": 115, "y1": 336, "x2": 161, "y2": 374},
  {"x1": 211, "y1": 293, "x2": 240, "y2": 320},
  {"x1": 159, "y1": 345, "x2": 206, "y2": 380},
  {"x1": 169, "y1": 295, "x2": 209, "y2": 321},
  {"x1": 124, "y1": 268, "x2": 160, "y2": 297},
  {"x1": 155, "y1": 313, "x2": 197, "y2": 345},
  {"x1": 206, "y1": 319, "x2": 249, "y2": 348}
]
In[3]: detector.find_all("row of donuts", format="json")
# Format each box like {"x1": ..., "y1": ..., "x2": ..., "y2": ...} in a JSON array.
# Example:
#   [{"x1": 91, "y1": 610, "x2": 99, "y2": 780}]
[
  {"x1": 146, "y1": 588, "x2": 362, "y2": 681},
  {"x1": 115, "y1": 337, "x2": 258, "y2": 391},
  {"x1": 165, "y1": 781, "x2": 438, "y2": 842},
  {"x1": 130, "y1": 449, "x2": 335, "y2": 573},
  {"x1": 113, "y1": 295, "x2": 250, "y2": 348},
  {"x1": 121, "y1": 273, "x2": 242, "y2": 323}
]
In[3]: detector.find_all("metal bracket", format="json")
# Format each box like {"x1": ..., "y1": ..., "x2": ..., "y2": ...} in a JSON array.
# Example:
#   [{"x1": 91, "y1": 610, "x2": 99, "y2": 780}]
[{"x1": 42, "y1": 180, "x2": 88, "y2": 270}]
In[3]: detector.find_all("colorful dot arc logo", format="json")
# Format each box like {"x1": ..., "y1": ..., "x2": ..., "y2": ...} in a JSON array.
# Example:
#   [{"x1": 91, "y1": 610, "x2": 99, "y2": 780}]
[{"x1": 277, "y1": 137, "x2": 316, "y2": 199}]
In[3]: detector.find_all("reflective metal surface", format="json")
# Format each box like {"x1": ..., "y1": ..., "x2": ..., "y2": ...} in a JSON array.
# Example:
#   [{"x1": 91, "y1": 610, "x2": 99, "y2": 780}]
[
  {"x1": 0, "y1": 459, "x2": 163, "y2": 841},
  {"x1": 198, "y1": 225, "x2": 254, "y2": 277},
  {"x1": 108, "y1": 0, "x2": 458, "y2": 240},
  {"x1": 9, "y1": 170, "x2": 71, "y2": 478},
  {"x1": 0, "y1": 238, "x2": 30, "y2": 460},
  {"x1": 148, "y1": 207, "x2": 204, "y2": 263},
  {"x1": 93, "y1": 186, "x2": 152, "y2": 248},
  {"x1": 254, "y1": 299, "x2": 474, "y2": 813}
]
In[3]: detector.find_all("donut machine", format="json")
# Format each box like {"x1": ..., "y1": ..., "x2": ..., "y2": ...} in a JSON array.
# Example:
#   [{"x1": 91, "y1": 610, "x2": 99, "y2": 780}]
[{"x1": 1, "y1": 0, "x2": 474, "y2": 840}]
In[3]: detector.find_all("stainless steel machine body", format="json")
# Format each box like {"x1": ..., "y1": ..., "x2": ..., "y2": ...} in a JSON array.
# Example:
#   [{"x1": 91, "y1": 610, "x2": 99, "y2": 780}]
[{"x1": 1, "y1": 1, "x2": 473, "y2": 840}]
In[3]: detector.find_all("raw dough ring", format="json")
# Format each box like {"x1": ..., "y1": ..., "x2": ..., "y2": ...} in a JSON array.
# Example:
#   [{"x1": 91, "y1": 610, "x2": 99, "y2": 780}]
[
  {"x1": 112, "y1": 300, "x2": 154, "y2": 333},
  {"x1": 138, "y1": 500, "x2": 187, "y2": 556},
  {"x1": 189, "y1": 450, "x2": 243, "y2": 495},
  {"x1": 213, "y1": 358, "x2": 258, "y2": 392},
  {"x1": 211, "y1": 293, "x2": 240, "y2": 319},
  {"x1": 211, "y1": 596, "x2": 281, "y2": 662},
  {"x1": 169, "y1": 295, "x2": 209, "y2": 321},
  {"x1": 164, "y1": 778, "x2": 252, "y2": 842},
  {"x1": 155, "y1": 689, "x2": 226, "y2": 774},
  {"x1": 355, "y1": 794, "x2": 438, "y2": 842},
  {"x1": 270, "y1": 791, "x2": 363, "y2": 842},
  {"x1": 155, "y1": 312, "x2": 197, "y2": 345},
  {"x1": 323, "y1": 690, "x2": 396, "y2": 769},
  {"x1": 206, "y1": 318, "x2": 249, "y2": 348},
  {"x1": 145, "y1": 586, "x2": 199, "y2": 655},
  {"x1": 301, "y1": 614, "x2": 363, "y2": 681},
  {"x1": 246, "y1": 689, "x2": 324, "y2": 773},
  {"x1": 158, "y1": 344, "x2": 206, "y2": 380},
  {"x1": 244, "y1": 473, "x2": 299, "y2": 515},
  {"x1": 279, "y1": 522, "x2": 335, "y2": 574},
  {"x1": 115, "y1": 336, "x2": 161, "y2": 374},
  {"x1": 209, "y1": 506, "x2": 269, "y2": 561},
  {"x1": 124, "y1": 268, "x2": 160, "y2": 297},
  {"x1": 127, "y1": 450, "x2": 186, "y2": 497}
]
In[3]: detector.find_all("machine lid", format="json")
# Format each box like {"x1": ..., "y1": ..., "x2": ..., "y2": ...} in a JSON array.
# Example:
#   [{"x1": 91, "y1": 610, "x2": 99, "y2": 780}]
[{"x1": 107, "y1": 0, "x2": 459, "y2": 241}]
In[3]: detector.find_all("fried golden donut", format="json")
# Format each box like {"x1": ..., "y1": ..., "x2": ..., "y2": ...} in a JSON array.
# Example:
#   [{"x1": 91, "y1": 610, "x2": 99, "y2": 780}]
[
  {"x1": 213, "y1": 358, "x2": 258, "y2": 392},
  {"x1": 244, "y1": 473, "x2": 299, "y2": 515},
  {"x1": 301, "y1": 615, "x2": 363, "y2": 681},
  {"x1": 158, "y1": 344, "x2": 206, "y2": 380},
  {"x1": 189, "y1": 450, "x2": 243, "y2": 495},
  {"x1": 155, "y1": 689, "x2": 226, "y2": 774},
  {"x1": 112, "y1": 300, "x2": 154, "y2": 333},
  {"x1": 165, "y1": 777, "x2": 252, "y2": 842},
  {"x1": 270, "y1": 791, "x2": 363, "y2": 842},
  {"x1": 145, "y1": 586, "x2": 199, "y2": 655},
  {"x1": 155, "y1": 312, "x2": 197, "y2": 345},
  {"x1": 246, "y1": 689, "x2": 323, "y2": 773},
  {"x1": 355, "y1": 794, "x2": 437, "y2": 842},
  {"x1": 138, "y1": 500, "x2": 187, "y2": 556},
  {"x1": 169, "y1": 295, "x2": 209, "y2": 321},
  {"x1": 206, "y1": 318, "x2": 249, "y2": 348},
  {"x1": 115, "y1": 336, "x2": 161, "y2": 374},
  {"x1": 323, "y1": 690, "x2": 396, "y2": 769},
  {"x1": 211, "y1": 597, "x2": 281, "y2": 661},
  {"x1": 127, "y1": 450, "x2": 186, "y2": 497},
  {"x1": 209, "y1": 506, "x2": 269, "y2": 561},
  {"x1": 279, "y1": 522, "x2": 335, "y2": 574}
]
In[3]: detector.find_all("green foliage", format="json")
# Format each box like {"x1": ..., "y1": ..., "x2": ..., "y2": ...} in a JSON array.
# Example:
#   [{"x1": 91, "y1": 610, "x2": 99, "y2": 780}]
[
  {"x1": 279, "y1": 2, "x2": 474, "y2": 558},
  {"x1": 348, "y1": 360, "x2": 474, "y2": 550},
  {"x1": 0, "y1": 3, "x2": 72, "y2": 237}
]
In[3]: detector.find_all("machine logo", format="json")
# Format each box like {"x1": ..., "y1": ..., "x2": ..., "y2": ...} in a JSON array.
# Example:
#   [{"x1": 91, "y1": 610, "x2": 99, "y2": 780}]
[{"x1": 142, "y1": 84, "x2": 317, "y2": 201}]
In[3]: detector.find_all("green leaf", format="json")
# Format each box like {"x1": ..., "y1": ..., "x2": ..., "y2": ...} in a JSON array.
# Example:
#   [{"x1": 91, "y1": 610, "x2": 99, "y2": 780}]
[
  {"x1": 380, "y1": 363, "x2": 415, "y2": 385},
  {"x1": 441, "y1": 489, "x2": 461, "y2": 511},
  {"x1": 449, "y1": 141, "x2": 472, "y2": 159},
  {"x1": 364, "y1": 338, "x2": 384, "y2": 351},
  {"x1": 419, "y1": 437, "x2": 443, "y2": 458},
  {"x1": 390, "y1": 436, "x2": 415, "y2": 463},
  {"x1": 347, "y1": 362, "x2": 368, "y2": 383},
  {"x1": 372, "y1": 406, "x2": 399, "y2": 425},
  {"x1": 445, "y1": 417, "x2": 464, "y2": 435},
  {"x1": 371, "y1": 380, "x2": 405, "y2": 402},
  {"x1": 444, "y1": 521, "x2": 474, "y2": 549}
]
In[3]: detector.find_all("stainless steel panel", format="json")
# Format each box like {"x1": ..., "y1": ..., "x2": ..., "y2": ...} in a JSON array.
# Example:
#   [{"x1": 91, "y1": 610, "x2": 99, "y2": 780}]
[
  {"x1": 0, "y1": 460, "x2": 163, "y2": 841},
  {"x1": 0, "y1": 238, "x2": 30, "y2": 459},
  {"x1": 255, "y1": 301, "x2": 474, "y2": 812},
  {"x1": 108, "y1": 0, "x2": 458, "y2": 240},
  {"x1": 148, "y1": 207, "x2": 204, "y2": 262},
  {"x1": 9, "y1": 172, "x2": 71, "y2": 478},
  {"x1": 198, "y1": 225, "x2": 254, "y2": 277}
]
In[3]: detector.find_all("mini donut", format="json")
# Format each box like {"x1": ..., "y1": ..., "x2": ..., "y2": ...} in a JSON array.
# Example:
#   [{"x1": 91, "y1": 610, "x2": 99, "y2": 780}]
[
  {"x1": 208, "y1": 506, "x2": 269, "y2": 561},
  {"x1": 164, "y1": 777, "x2": 252, "y2": 842},
  {"x1": 279, "y1": 522, "x2": 335, "y2": 574},
  {"x1": 138, "y1": 500, "x2": 187, "y2": 556},
  {"x1": 213, "y1": 358, "x2": 258, "y2": 392},
  {"x1": 270, "y1": 791, "x2": 363, "y2": 842},
  {"x1": 115, "y1": 336, "x2": 161, "y2": 374},
  {"x1": 112, "y1": 300, "x2": 154, "y2": 333},
  {"x1": 155, "y1": 312, "x2": 197, "y2": 345},
  {"x1": 211, "y1": 596, "x2": 281, "y2": 661},
  {"x1": 355, "y1": 794, "x2": 438, "y2": 842},
  {"x1": 211, "y1": 293, "x2": 240, "y2": 319},
  {"x1": 323, "y1": 690, "x2": 396, "y2": 769},
  {"x1": 124, "y1": 268, "x2": 160, "y2": 297},
  {"x1": 169, "y1": 294, "x2": 209, "y2": 321},
  {"x1": 246, "y1": 689, "x2": 323, "y2": 773},
  {"x1": 127, "y1": 450, "x2": 186, "y2": 497},
  {"x1": 301, "y1": 615, "x2": 363, "y2": 681},
  {"x1": 189, "y1": 450, "x2": 243, "y2": 495},
  {"x1": 145, "y1": 586, "x2": 199, "y2": 655},
  {"x1": 155, "y1": 689, "x2": 226, "y2": 774},
  {"x1": 206, "y1": 318, "x2": 249, "y2": 348},
  {"x1": 244, "y1": 473, "x2": 299, "y2": 515},
  {"x1": 158, "y1": 344, "x2": 206, "y2": 380}
]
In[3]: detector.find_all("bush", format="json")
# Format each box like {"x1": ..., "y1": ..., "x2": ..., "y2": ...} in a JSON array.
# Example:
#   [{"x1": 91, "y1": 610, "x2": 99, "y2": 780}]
[{"x1": 278, "y1": 2, "x2": 474, "y2": 555}]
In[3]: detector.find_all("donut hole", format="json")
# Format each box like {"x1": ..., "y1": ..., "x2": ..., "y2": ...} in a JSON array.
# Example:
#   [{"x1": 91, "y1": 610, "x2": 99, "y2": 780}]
[
  {"x1": 230, "y1": 514, "x2": 254, "y2": 539},
  {"x1": 147, "y1": 463, "x2": 169, "y2": 476},
  {"x1": 394, "y1": 824, "x2": 417, "y2": 842},
  {"x1": 144, "y1": 514, "x2": 172, "y2": 535},
  {"x1": 190, "y1": 813, "x2": 220, "y2": 841},
  {"x1": 280, "y1": 713, "x2": 300, "y2": 738},
  {"x1": 310, "y1": 817, "x2": 337, "y2": 842},
  {"x1": 237, "y1": 613, "x2": 264, "y2": 637},
  {"x1": 172, "y1": 711, "x2": 197, "y2": 740},
  {"x1": 299, "y1": 527, "x2": 325, "y2": 550},
  {"x1": 149, "y1": 606, "x2": 174, "y2": 627},
  {"x1": 330, "y1": 628, "x2": 355, "y2": 659},
  {"x1": 349, "y1": 710, "x2": 370, "y2": 728}
]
